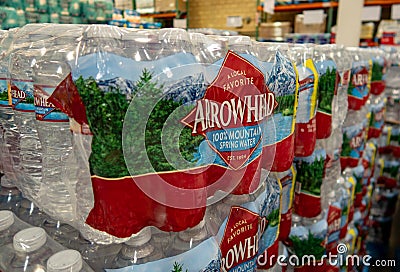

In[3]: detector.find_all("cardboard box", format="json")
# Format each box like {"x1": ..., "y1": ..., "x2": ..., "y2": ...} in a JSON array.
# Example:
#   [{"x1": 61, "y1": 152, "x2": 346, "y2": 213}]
[
  {"x1": 114, "y1": 0, "x2": 133, "y2": 10},
  {"x1": 155, "y1": 0, "x2": 186, "y2": 13},
  {"x1": 294, "y1": 14, "x2": 326, "y2": 34},
  {"x1": 258, "y1": 22, "x2": 291, "y2": 40}
]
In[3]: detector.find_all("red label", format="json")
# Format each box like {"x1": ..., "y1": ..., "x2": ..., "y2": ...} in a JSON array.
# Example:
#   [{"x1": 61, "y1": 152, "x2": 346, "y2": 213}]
[
  {"x1": 352, "y1": 71, "x2": 368, "y2": 86},
  {"x1": 370, "y1": 81, "x2": 386, "y2": 96},
  {"x1": 48, "y1": 73, "x2": 91, "y2": 134},
  {"x1": 86, "y1": 158, "x2": 262, "y2": 238},
  {"x1": 348, "y1": 67, "x2": 369, "y2": 110},
  {"x1": 257, "y1": 239, "x2": 279, "y2": 269},
  {"x1": 182, "y1": 51, "x2": 277, "y2": 169},
  {"x1": 220, "y1": 206, "x2": 266, "y2": 271},
  {"x1": 350, "y1": 132, "x2": 363, "y2": 149},
  {"x1": 342, "y1": 70, "x2": 350, "y2": 86},
  {"x1": 326, "y1": 205, "x2": 341, "y2": 253},
  {"x1": 265, "y1": 133, "x2": 295, "y2": 172},
  {"x1": 295, "y1": 116, "x2": 317, "y2": 157},
  {"x1": 294, "y1": 191, "x2": 321, "y2": 218},
  {"x1": 279, "y1": 210, "x2": 292, "y2": 242},
  {"x1": 73, "y1": 52, "x2": 274, "y2": 238},
  {"x1": 316, "y1": 110, "x2": 332, "y2": 139}
]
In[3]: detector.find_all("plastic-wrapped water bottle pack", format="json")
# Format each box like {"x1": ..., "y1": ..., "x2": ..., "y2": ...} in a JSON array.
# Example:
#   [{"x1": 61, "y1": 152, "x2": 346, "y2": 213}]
[{"x1": 0, "y1": 24, "x2": 399, "y2": 272}]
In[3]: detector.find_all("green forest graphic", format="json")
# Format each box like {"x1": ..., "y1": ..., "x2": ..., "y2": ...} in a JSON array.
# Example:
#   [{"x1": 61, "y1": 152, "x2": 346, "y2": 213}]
[
  {"x1": 341, "y1": 133, "x2": 352, "y2": 157},
  {"x1": 76, "y1": 69, "x2": 203, "y2": 178},
  {"x1": 171, "y1": 262, "x2": 188, "y2": 272},
  {"x1": 296, "y1": 157, "x2": 325, "y2": 195},
  {"x1": 274, "y1": 94, "x2": 296, "y2": 116},
  {"x1": 371, "y1": 62, "x2": 383, "y2": 82},
  {"x1": 290, "y1": 231, "x2": 325, "y2": 260},
  {"x1": 317, "y1": 67, "x2": 336, "y2": 114},
  {"x1": 0, "y1": 90, "x2": 8, "y2": 101}
]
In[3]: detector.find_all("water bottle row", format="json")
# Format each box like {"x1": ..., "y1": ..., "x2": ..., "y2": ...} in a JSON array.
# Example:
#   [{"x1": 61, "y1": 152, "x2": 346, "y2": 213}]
[
  {"x1": 0, "y1": 23, "x2": 398, "y2": 271},
  {"x1": 0, "y1": 208, "x2": 94, "y2": 271}
]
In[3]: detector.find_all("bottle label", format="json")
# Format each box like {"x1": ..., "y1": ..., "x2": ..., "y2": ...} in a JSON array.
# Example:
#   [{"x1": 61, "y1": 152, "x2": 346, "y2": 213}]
[
  {"x1": 293, "y1": 149, "x2": 326, "y2": 218},
  {"x1": 51, "y1": 49, "x2": 276, "y2": 239},
  {"x1": 326, "y1": 204, "x2": 341, "y2": 254},
  {"x1": 220, "y1": 207, "x2": 265, "y2": 271},
  {"x1": 370, "y1": 57, "x2": 386, "y2": 95},
  {"x1": 105, "y1": 173, "x2": 281, "y2": 271},
  {"x1": 276, "y1": 167, "x2": 296, "y2": 241},
  {"x1": 367, "y1": 104, "x2": 385, "y2": 139},
  {"x1": 34, "y1": 84, "x2": 69, "y2": 122},
  {"x1": 256, "y1": 175, "x2": 281, "y2": 270},
  {"x1": 182, "y1": 51, "x2": 274, "y2": 170},
  {"x1": 315, "y1": 59, "x2": 338, "y2": 139},
  {"x1": 11, "y1": 79, "x2": 35, "y2": 112},
  {"x1": 352, "y1": 166, "x2": 364, "y2": 208},
  {"x1": 377, "y1": 158, "x2": 400, "y2": 188},
  {"x1": 340, "y1": 124, "x2": 366, "y2": 169},
  {"x1": 296, "y1": 60, "x2": 318, "y2": 124},
  {"x1": 0, "y1": 78, "x2": 10, "y2": 107},
  {"x1": 289, "y1": 220, "x2": 327, "y2": 270},
  {"x1": 347, "y1": 60, "x2": 370, "y2": 110},
  {"x1": 341, "y1": 69, "x2": 351, "y2": 86},
  {"x1": 340, "y1": 177, "x2": 356, "y2": 239},
  {"x1": 361, "y1": 142, "x2": 377, "y2": 180},
  {"x1": 294, "y1": 60, "x2": 318, "y2": 157},
  {"x1": 261, "y1": 50, "x2": 298, "y2": 172},
  {"x1": 105, "y1": 237, "x2": 221, "y2": 272}
]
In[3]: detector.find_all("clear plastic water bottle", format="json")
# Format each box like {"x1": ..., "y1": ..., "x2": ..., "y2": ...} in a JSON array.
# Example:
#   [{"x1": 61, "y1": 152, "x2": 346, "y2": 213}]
[
  {"x1": 167, "y1": 219, "x2": 209, "y2": 257},
  {"x1": 47, "y1": 249, "x2": 95, "y2": 272},
  {"x1": 0, "y1": 28, "x2": 20, "y2": 188},
  {"x1": 16, "y1": 198, "x2": 47, "y2": 226},
  {"x1": 72, "y1": 25, "x2": 124, "y2": 244},
  {"x1": 109, "y1": 227, "x2": 164, "y2": 268},
  {"x1": 9, "y1": 31, "x2": 50, "y2": 201},
  {"x1": 189, "y1": 32, "x2": 227, "y2": 65},
  {"x1": 0, "y1": 210, "x2": 30, "y2": 247},
  {"x1": 33, "y1": 25, "x2": 83, "y2": 222},
  {"x1": 0, "y1": 29, "x2": 9, "y2": 177},
  {"x1": 79, "y1": 239, "x2": 122, "y2": 271},
  {"x1": 41, "y1": 217, "x2": 80, "y2": 248},
  {"x1": 0, "y1": 226, "x2": 64, "y2": 271},
  {"x1": 0, "y1": 186, "x2": 21, "y2": 212}
]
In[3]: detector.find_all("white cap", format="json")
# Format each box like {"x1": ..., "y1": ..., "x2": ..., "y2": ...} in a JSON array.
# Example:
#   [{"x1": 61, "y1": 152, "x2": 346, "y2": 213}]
[
  {"x1": 47, "y1": 250, "x2": 83, "y2": 272},
  {"x1": 84, "y1": 25, "x2": 121, "y2": 40},
  {"x1": 125, "y1": 228, "x2": 151, "y2": 246},
  {"x1": 227, "y1": 35, "x2": 252, "y2": 46},
  {"x1": 158, "y1": 28, "x2": 189, "y2": 42},
  {"x1": 0, "y1": 210, "x2": 14, "y2": 231},
  {"x1": 189, "y1": 32, "x2": 207, "y2": 45},
  {"x1": 13, "y1": 227, "x2": 47, "y2": 252}
]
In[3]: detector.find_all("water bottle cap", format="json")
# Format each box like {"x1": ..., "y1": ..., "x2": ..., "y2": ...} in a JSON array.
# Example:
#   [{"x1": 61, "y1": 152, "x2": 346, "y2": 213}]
[
  {"x1": 29, "y1": 33, "x2": 53, "y2": 41},
  {"x1": 16, "y1": 23, "x2": 48, "y2": 38},
  {"x1": 13, "y1": 227, "x2": 47, "y2": 252},
  {"x1": 292, "y1": 214, "x2": 302, "y2": 223},
  {"x1": 327, "y1": 191, "x2": 336, "y2": 199},
  {"x1": 20, "y1": 199, "x2": 33, "y2": 209},
  {"x1": 189, "y1": 32, "x2": 207, "y2": 44},
  {"x1": 52, "y1": 24, "x2": 83, "y2": 37},
  {"x1": 47, "y1": 250, "x2": 83, "y2": 272},
  {"x1": 125, "y1": 228, "x2": 151, "y2": 246},
  {"x1": 0, "y1": 210, "x2": 14, "y2": 231},
  {"x1": 84, "y1": 25, "x2": 121, "y2": 40},
  {"x1": 158, "y1": 28, "x2": 189, "y2": 42},
  {"x1": 227, "y1": 36, "x2": 252, "y2": 46}
]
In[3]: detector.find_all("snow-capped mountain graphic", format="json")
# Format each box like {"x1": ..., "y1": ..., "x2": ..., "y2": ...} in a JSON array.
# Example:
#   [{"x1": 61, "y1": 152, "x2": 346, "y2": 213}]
[
  {"x1": 97, "y1": 77, "x2": 136, "y2": 100},
  {"x1": 201, "y1": 259, "x2": 221, "y2": 272},
  {"x1": 164, "y1": 73, "x2": 207, "y2": 104},
  {"x1": 267, "y1": 51, "x2": 297, "y2": 97}
]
